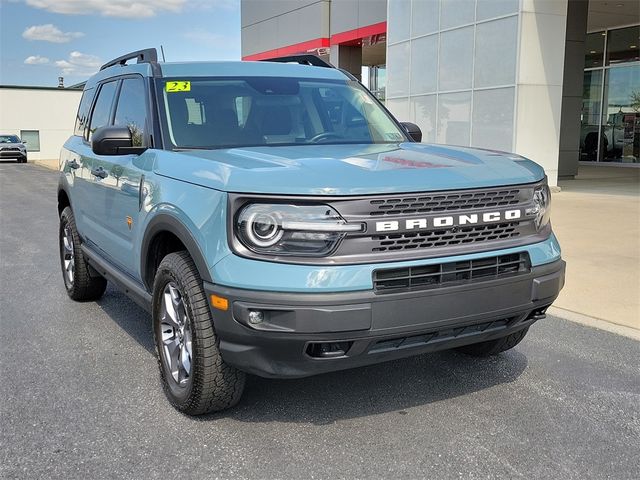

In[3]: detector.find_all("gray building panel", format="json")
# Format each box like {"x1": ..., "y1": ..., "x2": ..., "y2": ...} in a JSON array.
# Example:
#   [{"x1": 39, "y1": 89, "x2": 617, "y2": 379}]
[
  {"x1": 330, "y1": 0, "x2": 358, "y2": 34},
  {"x1": 357, "y1": 0, "x2": 386, "y2": 29},
  {"x1": 242, "y1": 0, "x2": 321, "y2": 27},
  {"x1": 331, "y1": 0, "x2": 386, "y2": 36},
  {"x1": 242, "y1": 0, "x2": 330, "y2": 57}
]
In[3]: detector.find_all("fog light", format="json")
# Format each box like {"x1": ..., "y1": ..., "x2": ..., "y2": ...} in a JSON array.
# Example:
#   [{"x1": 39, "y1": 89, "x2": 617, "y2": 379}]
[{"x1": 248, "y1": 310, "x2": 264, "y2": 325}]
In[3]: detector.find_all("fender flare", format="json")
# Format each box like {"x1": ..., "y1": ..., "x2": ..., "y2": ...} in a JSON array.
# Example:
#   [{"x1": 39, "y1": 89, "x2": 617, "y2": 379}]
[{"x1": 140, "y1": 214, "x2": 213, "y2": 291}]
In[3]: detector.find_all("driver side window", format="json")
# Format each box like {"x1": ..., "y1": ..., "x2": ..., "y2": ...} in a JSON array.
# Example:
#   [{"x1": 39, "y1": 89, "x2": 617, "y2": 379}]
[{"x1": 114, "y1": 77, "x2": 147, "y2": 147}]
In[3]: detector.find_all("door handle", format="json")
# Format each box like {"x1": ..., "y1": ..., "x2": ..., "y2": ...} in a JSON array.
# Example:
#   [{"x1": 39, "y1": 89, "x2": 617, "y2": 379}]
[
  {"x1": 91, "y1": 167, "x2": 108, "y2": 179},
  {"x1": 68, "y1": 159, "x2": 80, "y2": 169}
]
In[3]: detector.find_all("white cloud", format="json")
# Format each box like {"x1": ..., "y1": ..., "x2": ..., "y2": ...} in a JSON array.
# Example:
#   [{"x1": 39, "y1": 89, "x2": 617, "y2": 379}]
[
  {"x1": 54, "y1": 51, "x2": 102, "y2": 76},
  {"x1": 22, "y1": 24, "x2": 84, "y2": 43},
  {"x1": 25, "y1": 0, "x2": 188, "y2": 17},
  {"x1": 24, "y1": 55, "x2": 50, "y2": 65}
]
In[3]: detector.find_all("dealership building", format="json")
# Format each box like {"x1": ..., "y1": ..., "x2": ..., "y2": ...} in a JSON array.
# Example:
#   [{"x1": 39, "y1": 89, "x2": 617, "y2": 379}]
[{"x1": 241, "y1": 0, "x2": 640, "y2": 186}]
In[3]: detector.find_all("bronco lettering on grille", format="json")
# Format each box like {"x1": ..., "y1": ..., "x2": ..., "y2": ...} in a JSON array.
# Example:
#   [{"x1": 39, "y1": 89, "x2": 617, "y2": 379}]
[{"x1": 375, "y1": 209, "x2": 522, "y2": 232}]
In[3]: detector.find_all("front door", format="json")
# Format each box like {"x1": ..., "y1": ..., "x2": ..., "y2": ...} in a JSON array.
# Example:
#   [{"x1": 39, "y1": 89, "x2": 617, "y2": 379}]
[{"x1": 94, "y1": 76, "x2": 150, "y2": 275}]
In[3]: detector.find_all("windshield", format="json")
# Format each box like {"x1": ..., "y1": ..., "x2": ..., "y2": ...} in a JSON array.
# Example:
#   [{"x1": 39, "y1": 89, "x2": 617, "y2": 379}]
[
  {"x1": 0, "y1": 135, "x2": 20, "y2": 143},
  {"x1": 158, "y1": 77, "x2": 407, "y2": 149}
]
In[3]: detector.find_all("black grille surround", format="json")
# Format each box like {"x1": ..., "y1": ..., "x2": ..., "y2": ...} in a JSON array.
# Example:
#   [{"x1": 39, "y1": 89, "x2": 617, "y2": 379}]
[
  {"x1": 371, "y1": 222, "x2": 520, "y2": 252},
  {"x1": 227, "y1": 181, "x2": 550, "y2": 265},
  {"x1": 373, "y1": 252, "x2": 531, "y2": 293},
  {"x1": 369, "y1": 188, "x2": 521, "y2": 216}
]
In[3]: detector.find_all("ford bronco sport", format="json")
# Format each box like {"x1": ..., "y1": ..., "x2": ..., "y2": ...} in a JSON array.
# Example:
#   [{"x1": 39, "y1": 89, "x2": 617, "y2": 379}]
[{"x1": 58, "y1": 49, "x2": 565, "y2": 415}]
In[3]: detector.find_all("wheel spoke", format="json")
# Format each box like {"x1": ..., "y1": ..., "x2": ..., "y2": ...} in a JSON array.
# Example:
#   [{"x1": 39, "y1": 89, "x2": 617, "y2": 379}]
[
  {"x1": 163, "y1": 337, "x2": 181, "y2": 383},
  {"x1": 179, "y1": 344, "x2": 191, "y2": 382},
  {"x1": 162, "y1": 290, "x2": 180, "y2": 327}
]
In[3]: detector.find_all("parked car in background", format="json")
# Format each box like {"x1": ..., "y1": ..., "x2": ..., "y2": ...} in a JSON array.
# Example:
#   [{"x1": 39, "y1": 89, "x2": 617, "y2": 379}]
[{"x1": 0, "y1": 134, "x2": 27, "y2": 163}]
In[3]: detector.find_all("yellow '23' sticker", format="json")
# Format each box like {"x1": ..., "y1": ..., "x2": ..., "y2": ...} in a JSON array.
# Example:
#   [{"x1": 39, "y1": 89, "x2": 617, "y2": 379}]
[{"x1": 165, "y1": 81, "x2": 191, "y2": 92}]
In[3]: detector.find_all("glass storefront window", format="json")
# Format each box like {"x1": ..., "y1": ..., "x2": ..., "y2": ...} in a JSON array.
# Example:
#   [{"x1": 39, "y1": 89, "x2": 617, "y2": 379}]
[
  {"x1": 606, "y1": 26, "x2": 640, "y2": 65},
  {"x1": 581, "y1": 26, "x2": 640, "y2": 164},
  {"x1": 580, "y1": 70, "x2": 604, "y2": 161},
  {"x1": 584, "y1": 31, "x2": 606, "y2": 68},
  {"x1": 601, "y1": 65, "x2": 639, "y2": 163}
]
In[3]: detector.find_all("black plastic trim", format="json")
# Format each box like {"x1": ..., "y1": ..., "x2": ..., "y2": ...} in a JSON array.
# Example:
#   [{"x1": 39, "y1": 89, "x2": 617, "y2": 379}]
[
  {"x1": 140, "y1": 214, "x2": 213, "y2": 290},
  {"x1": 100, "y1": 48, "x2": 158, "y2": 71},
  {"x1": 259, "y1": 54, "x2": 334, "y2": 68},
  {"x1": 81, "y1": 244, "x2": 152, "y2": 311}
]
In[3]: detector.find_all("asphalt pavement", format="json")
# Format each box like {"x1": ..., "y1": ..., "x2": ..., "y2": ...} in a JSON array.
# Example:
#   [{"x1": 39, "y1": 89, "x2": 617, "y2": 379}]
[{"x1": 1, "y1": 163, "x2": 639, "y2": 479}]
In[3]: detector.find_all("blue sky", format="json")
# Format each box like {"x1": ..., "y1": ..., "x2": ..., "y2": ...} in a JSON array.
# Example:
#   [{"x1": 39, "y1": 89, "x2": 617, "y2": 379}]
[{"x1": 0, "y1": 0, "x2": 241, "y2": 86}]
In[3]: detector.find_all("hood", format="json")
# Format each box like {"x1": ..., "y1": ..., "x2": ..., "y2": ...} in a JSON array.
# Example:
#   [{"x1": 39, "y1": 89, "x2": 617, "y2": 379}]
[
  {"x1": 154, "y1": 143, "x2": 545, "y2": 195},
  {"x1": 0, "y1": 142, "x2": 25, "y2": 149}
]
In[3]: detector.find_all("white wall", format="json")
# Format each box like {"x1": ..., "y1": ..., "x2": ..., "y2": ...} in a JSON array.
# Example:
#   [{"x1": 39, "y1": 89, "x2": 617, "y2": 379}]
[{"x1": 0, "y1": 87, "x2": 82, "y2": 162}]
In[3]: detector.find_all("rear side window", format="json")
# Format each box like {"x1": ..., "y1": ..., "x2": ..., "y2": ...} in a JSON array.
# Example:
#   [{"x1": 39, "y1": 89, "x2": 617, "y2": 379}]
[
  {"x1": 74, "y1": 88, "x2": 95, "y2": 137},
  {"x1": 88, "y1": 81, "x2": 118, "y2": 141},
  {"x1": 114, "y1": 77, "x2": 147, "y2": 147}
]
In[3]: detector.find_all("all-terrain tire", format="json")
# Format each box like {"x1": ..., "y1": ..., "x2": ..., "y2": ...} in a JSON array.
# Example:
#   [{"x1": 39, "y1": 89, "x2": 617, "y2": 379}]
[
  {"x1": 456, "y1": 327, "x2": 530, "y2": 357},
  {"x1": 152, "y1": 251, "x2": 245, "y2": 415},
  {"x1": 59, "y1": 206, "x2": 107, "y2": 301}
]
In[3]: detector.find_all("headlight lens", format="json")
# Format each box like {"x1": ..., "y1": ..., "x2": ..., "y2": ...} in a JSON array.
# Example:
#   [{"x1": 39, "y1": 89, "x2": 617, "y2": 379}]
[
  {"x1": 236, "y1": 203, "x2": 363, "y2": 256},
  {"x1": 526, "y1": 183, "x2": 551, "y2": 230}
]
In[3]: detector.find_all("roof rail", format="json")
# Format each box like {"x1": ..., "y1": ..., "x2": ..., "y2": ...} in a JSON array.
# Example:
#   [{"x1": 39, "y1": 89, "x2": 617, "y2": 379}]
[
  {"x1": 100, "y1": 48, "x2": 158, "y2": 71},
  {"x1": 259, "y1": 54, "x2": 334, "y2": 69}
]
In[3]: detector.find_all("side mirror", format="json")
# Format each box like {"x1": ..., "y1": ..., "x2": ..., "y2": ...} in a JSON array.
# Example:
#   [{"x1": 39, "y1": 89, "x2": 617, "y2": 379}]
[
  {"x1": 91, "y1": 126, "x2": 146, "y2": 156},
  {"x1": 401, "y1": 122, "x2": 422, "y2": 143}
]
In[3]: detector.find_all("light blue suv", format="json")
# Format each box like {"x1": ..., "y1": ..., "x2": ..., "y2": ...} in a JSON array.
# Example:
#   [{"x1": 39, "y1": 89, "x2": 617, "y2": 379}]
[{"x1": 58, "y1": 49, "x2": 565, "y2": 415}]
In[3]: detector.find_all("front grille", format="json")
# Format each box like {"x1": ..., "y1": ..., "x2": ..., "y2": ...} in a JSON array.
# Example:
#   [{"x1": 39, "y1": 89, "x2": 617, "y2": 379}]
[
  {"x1": 369, "y1": 189, "x2": 521, "y2": 216},
  {"x1": 1, "y1": 147, "x2": 20, "y2": 152},
  {"x1": 373, "y1": 252, "x2": 530, "y2": 292},
  {"x1": 371, "y1": 222, "x2": 520, "y2": 252}
]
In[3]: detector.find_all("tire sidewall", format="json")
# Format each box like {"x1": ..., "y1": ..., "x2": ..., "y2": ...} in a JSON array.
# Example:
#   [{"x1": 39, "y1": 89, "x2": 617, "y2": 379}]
[
  {"x1": 152, "y1": 266, "x2": 196, "y2": 406},
  {"x1": 59, "y1": 208, "x2": 75, "y2": 294}
]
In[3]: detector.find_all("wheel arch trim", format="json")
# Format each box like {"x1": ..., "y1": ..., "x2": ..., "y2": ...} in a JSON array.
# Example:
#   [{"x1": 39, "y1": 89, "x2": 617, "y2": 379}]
[{"x1": 140, "y1": 213, "x2": 213, "y2": 291}]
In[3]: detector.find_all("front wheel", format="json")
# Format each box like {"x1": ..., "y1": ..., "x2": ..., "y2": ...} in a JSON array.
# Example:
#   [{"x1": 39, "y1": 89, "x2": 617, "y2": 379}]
[
  {"x1": 152, "y1": 251, "x2": 245, "y2": 415},
  {"x1": 456, "y1": 327, "x2": 530, "y2": 357}
]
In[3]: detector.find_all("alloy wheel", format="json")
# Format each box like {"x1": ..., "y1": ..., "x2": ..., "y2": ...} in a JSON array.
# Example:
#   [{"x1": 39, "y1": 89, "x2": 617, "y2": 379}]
[
  {"x1": 160, "y1": 282, "x2": 193, "y2": 386},
  {"x1": 62, "y1": 224, "x2": 75, "y2": 284}
]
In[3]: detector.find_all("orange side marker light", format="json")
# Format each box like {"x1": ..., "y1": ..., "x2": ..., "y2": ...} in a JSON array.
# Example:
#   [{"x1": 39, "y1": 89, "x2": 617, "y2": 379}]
[{"x1": 210, "y1": 295, "x2": 229, "y2": 311}]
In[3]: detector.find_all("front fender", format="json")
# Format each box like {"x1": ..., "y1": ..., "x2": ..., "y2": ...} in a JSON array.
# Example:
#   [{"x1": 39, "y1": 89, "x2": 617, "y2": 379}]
[{"x1": 137, "y1": 177, "x2": 231, "y2": 291}]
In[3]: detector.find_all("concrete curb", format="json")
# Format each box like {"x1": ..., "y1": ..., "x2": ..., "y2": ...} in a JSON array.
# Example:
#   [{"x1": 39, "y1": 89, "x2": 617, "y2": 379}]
[{"x1": 548, "y1": 306, "x2": 640, "y2": 341}]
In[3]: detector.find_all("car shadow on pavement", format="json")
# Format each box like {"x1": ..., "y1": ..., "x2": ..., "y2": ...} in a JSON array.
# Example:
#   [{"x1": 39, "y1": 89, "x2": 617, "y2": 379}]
[
  {"x1": 217, "y1": 350, "x2": 528, "y2": 424},
  {"x1": 97, "y1": 286, "x2": 528, "y2": 424},
  {"x1": 97, "y1": 285, "x2": 157, "y2": 353}
]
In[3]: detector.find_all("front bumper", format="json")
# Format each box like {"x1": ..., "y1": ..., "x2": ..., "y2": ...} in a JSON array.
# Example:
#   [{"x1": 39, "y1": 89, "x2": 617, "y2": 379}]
[
  {"x1": 205, "y1": 259, "x2": 565, "y2": 378},
  {"x1": 0, "y1": 151, "x2": 26, "y2": 160}
]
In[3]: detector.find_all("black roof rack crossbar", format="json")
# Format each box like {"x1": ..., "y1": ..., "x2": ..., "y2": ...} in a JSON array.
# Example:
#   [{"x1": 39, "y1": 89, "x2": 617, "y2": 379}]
[
  {"x1": 100, "y1": 48, "x2": 158, "y2": 71},
  {"x1": 259, "y1": 54, "x2": 334, "y2": 69}
]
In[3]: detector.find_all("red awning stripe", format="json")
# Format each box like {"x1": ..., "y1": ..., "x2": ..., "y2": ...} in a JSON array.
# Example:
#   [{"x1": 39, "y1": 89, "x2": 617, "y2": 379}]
[{"x1": 330, "y1": 21, "x2": 387, "y2": 45}]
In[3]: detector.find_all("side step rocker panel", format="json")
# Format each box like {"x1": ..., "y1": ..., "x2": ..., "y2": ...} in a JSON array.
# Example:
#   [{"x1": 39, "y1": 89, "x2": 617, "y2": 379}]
[{"x1": 81, "y1": 244, "x2": 152, "y2": 312}]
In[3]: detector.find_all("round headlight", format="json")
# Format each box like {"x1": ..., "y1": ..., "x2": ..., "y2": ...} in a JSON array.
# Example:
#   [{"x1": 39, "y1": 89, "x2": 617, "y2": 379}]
[{"x1": 244, "y1": 211, "x2": 283, "y2": 247}]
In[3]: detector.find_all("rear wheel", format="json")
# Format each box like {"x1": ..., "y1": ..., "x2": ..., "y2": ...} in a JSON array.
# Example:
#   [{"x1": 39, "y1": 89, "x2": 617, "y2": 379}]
[
  {"x1": 152, "y1": 251, "x2": 245, "y2": 415},
  {"x1": 456, "y1": 327, "x2": 530, "y2": 357},
  {"x1": 59, "y1": 206, "x2": 107, "y2": 301}
]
